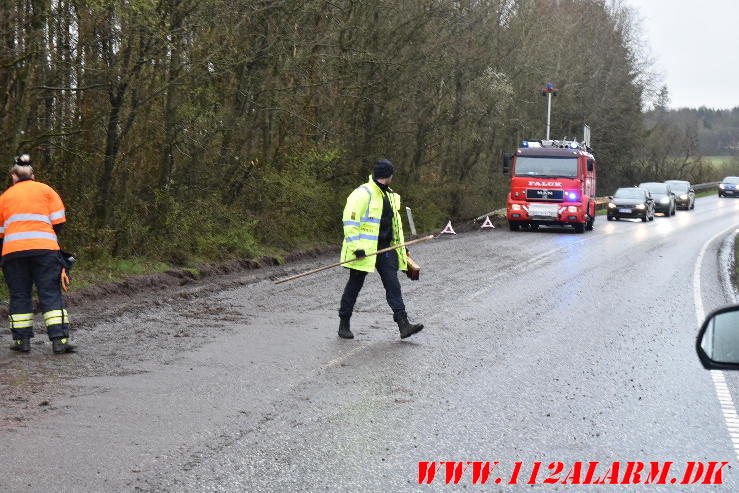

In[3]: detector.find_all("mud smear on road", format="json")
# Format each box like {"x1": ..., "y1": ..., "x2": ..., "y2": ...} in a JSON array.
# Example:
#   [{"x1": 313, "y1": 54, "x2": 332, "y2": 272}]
[{"x1": 0, "y1": 246, "x2": 336, "y2": 428}]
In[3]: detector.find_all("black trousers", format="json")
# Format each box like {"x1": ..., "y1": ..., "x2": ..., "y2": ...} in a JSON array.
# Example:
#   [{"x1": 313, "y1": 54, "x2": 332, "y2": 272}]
[
  {"x1": 2, "y1": 252, "x2": 69, "y2": 340},
  {"x1": 339, "y1": 251, "x2": 405, "y2": 318}
]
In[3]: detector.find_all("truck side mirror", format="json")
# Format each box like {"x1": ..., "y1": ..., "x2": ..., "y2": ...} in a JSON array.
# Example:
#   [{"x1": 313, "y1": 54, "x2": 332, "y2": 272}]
[
  {"x1": 502, "y1": 153, "x2": 512, "y2": 174},
  {"x1": 587, "y1": 159, "x2": 594, "y2": 172}
]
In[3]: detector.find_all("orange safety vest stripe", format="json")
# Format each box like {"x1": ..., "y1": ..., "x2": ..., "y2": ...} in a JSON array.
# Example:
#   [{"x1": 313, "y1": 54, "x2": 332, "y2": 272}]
[{"x1": 0, "y1": 180, "x2": 65, "y2": 255}]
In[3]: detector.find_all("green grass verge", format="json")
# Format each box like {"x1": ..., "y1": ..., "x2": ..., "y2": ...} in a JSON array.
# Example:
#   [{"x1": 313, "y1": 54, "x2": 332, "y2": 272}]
[
  {"x1": 705, "y1": 156, "x2": 737, "y2": 167},
  {"x1": 0, "y1": 257, "x2": 176, "y2": 304},
  {"x1": 72, "y1": 257, "x2": 174, "y2": 289}
]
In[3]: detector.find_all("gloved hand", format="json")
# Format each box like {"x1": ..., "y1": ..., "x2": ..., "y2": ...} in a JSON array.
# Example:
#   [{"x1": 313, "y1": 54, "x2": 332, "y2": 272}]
[{"x1": 354, "y1": 249, "x2": 366, "y2": 258}]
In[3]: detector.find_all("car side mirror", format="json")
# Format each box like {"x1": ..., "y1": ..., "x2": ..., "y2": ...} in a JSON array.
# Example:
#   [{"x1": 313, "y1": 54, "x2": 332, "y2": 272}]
[
  {"x1": 690, "y1": 188, "x2": 695, "y2": 193},
  {"x1": 587, "y1": 159, "x2": 594, "y2": 172},
  {"x1": 502, "y1": 153, "x2": 511, "y2": 174},
  {"x1": 697, "y1": 305, "x2": 739, "y2": 370}
]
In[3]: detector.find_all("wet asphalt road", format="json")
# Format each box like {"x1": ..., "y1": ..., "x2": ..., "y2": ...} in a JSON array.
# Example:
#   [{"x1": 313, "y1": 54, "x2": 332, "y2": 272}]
[{"x1": 2, "y1": 195, "x2": 739, "y2": 492}]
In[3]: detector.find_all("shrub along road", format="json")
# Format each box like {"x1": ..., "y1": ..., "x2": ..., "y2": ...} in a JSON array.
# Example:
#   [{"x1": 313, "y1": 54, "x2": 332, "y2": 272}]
[{"x1": 1, "y1": 195, "x2": 739, "y2": 491}]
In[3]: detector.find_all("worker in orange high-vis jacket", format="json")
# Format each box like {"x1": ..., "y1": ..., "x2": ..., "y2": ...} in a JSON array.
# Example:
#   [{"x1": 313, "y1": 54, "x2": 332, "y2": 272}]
[{"x1": 0, "y1": 154, "x2": 74, "y2": 354}]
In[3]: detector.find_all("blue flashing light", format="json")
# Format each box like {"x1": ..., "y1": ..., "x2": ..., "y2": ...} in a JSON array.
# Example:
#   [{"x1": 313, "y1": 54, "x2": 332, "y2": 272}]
[
  {"x1": 569, "y1": 141, "x2": 579, "y2": 149},
  {"x1": 520, "y1": 140, "x2": 529, "y2": 148},
  {"x1": 546, "y1": 83, "x2": 553, "y2": 90},
  {"x1": 568, "y1": 192, "x2": 578, "y2": 201}
]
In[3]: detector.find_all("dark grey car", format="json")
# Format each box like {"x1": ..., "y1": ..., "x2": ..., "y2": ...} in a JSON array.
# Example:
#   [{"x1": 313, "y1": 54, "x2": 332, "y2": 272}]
[
  {"x1": 719, "y1": 176, "x2": 739, "y2": 197},
  {"x1": 638, "y1": 182, "x2": 676, "y2": 216},
  {"x1": 607, "y1": 187, "x2": 655, "y2": 222},
  {"x1": 665, "y1": 180, "x2": 695, "y2": 210}
]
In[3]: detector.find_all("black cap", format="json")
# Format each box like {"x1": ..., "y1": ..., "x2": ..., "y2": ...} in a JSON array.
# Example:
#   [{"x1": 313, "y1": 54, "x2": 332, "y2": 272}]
[
  {"x1": 373, "y1": 159, "x2": 394, "y2": 179},
  {"x1": 14, "y1": 154, "x2": 31, "y2": 166}
]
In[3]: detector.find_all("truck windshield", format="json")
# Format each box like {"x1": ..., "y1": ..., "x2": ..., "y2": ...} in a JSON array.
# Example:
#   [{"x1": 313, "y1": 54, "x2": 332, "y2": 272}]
[{"x1": 514, "y1": 157, "x2": 578, "y2": 178}]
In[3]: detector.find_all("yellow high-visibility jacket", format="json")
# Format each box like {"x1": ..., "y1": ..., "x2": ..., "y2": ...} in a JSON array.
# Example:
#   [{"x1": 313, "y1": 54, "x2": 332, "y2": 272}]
[{"x1": 340, "y1": 177, "x2": 407, "y2": 273}]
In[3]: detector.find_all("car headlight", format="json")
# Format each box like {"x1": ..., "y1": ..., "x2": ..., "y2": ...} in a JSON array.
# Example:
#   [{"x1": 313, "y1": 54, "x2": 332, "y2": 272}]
[
  {"x1": 720, "y1": 184, "x2": 726, "y2": 189},
  {"x1": 608, "y1": 203, "x2": 616, "y2": 209},
  {"x1": 659, "y1": 197, "x2": 670, "y2": 204},
  {"x1": 635, "y1": 204, "x2": 645, "y2": 210},
  {"x1": 511, "y1": 204, "x2": 521, "y2": 211},
  {"x1": 680, "y1": 194, "x2": 688, "y2": 200}
]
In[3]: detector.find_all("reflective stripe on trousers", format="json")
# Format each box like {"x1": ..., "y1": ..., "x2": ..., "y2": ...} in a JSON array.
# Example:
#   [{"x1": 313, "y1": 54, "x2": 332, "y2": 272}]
[
  {"x1": 9, "y1": 312, "x2": 33, "y2": 329},
  {"x1": 44, "y1": 309, "x2": 69, "y2": 327}
]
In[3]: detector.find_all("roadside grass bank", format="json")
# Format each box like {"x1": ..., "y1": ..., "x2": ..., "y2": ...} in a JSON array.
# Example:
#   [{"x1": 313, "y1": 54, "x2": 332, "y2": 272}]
[
  {"x1": 706, "y1": 156, "x2": 738, "y2": 167},
  {"x1": 0, "y1": 243, "x2": 337, "y2": 311}
]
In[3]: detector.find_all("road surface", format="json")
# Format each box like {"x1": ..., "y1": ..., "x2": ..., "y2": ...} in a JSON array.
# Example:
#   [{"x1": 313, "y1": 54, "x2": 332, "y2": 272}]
[{"x1": 2, "y1": 195, "x2": 739, "y2": 492}]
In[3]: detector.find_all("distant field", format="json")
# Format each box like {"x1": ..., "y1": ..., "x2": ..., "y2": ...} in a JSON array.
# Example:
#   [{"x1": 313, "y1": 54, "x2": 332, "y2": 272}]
[{"x1": 704, "y1": 155, "x2": 738, "y2": 167}]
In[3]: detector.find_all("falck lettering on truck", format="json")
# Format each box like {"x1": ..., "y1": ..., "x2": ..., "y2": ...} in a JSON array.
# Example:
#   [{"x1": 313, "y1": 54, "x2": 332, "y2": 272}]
[{"x1": 528, "y1": 181, "x2": 564, "y2": 187}]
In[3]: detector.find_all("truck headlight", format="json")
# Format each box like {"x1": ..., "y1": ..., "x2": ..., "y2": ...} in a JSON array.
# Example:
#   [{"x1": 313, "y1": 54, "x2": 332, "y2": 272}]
[
  {"x1": 660, "y1": 197, "x2": 670, "y2": 204},
  {"x1": 567, "y1": 206, "x2": 578, "y2": 213},
  {"x1": 635, "y1": 204, "x2": 645, "y2": 210},
  {"x1": 608, "y1": 203, "x2": 616, "y2": 209},
  {"x1": 511, "y1": 204, "x2": 521, "y2": 211}
]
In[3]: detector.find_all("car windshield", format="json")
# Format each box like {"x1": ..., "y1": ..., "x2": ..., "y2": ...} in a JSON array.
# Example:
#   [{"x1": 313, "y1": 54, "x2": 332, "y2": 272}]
[
  {"x1": 723, "y1": 177, "x2": 739, "y2": 184},
  {"x1": 668, "y1": 183, "x2": 689, "y2": 192},
  {"x1": 639, "y1": 183, "x2": 667, "y2": 194},
  {"x1": 614, "y1": 188, "x2": 645, "y2": 199},
  {"x1": 514, "y1": 157, "x2": 578, "y2": 178}
]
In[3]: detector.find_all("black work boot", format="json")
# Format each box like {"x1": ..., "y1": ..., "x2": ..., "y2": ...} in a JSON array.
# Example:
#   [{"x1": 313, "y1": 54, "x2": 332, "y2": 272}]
[
  {"x1": 51, "y1": 337, "x2": 75, "y2": 354},
  {"x1": 338, "y1": 317, "x2": 354, "y2": 339},
  {"x1": 394, "y1": 311, "x2": 423, "y2": 339},
  {"x1": 10, "y1": 338, "x2": 31, "y2": 353}
]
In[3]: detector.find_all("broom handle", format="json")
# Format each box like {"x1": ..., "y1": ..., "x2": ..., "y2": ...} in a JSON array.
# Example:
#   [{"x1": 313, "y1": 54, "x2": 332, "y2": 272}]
[{"x1": 274, "y1": 235, "x2": 434, "y2": 284}]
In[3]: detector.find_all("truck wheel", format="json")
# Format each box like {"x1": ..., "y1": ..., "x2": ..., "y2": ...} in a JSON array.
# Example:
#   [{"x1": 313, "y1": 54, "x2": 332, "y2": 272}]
[
  {"x1": 586, "y1": 216, "x2": 594, "y2": 231},
  {"x1": 508, "y1": 221, "x2": 520, "y2": 231},
  {"x1": 574, "y1": 223, "x2": 585, "y2": 234}
]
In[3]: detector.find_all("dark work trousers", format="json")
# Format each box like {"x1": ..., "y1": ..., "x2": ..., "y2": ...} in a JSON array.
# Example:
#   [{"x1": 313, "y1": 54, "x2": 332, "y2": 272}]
[
  {"x1": 339, "y1": 251, "x2": 405, "y2": 319},
  {"x1": 2, "y1": 252, "x2": 68, "y2": 340}
]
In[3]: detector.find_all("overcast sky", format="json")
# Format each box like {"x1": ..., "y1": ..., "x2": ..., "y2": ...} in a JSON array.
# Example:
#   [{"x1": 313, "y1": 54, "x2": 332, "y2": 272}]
[{"x1": 629, "y1": 0, "x2": 739, "y2": 110}]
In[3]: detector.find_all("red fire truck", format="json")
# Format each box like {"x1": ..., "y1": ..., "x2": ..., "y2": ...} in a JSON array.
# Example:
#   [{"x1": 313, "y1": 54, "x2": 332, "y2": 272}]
[{"x1": 503, "y1": 138, "x2": 596, "y2": 233}]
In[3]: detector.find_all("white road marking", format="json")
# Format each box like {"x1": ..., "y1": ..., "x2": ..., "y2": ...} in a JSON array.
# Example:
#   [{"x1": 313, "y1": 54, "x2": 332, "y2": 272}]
[{"x1": 693, "y1": 224, "x2": 739, "y2": 462}]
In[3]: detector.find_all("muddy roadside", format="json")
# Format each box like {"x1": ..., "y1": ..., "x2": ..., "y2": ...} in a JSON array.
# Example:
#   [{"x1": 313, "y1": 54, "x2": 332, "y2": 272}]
[
  {"x1": 0, "y1": 212, "x2": 508, "y2": 428},
  {"x1": 0, "y1": 244, "x2": 344, "y2": 427}
]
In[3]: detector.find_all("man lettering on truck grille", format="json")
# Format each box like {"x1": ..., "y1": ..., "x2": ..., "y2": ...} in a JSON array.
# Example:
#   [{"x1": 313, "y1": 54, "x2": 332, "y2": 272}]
[
  {"x1": 337, "y1": 159, "x2": 424, "y2": 339},
  {"x1": 0, "y1": 154, "x2": 74, "y2": 354}
]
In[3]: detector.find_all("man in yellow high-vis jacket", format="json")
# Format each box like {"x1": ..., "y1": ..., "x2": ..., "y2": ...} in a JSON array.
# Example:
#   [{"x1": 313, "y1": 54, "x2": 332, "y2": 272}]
[{"x1": 338, "y1": 159, "x2": 423, "y2": 339}]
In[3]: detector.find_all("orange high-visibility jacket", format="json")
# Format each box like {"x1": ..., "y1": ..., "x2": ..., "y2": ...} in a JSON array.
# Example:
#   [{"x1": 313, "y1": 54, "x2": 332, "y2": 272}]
[{"x1": 0, "y1": 180, "x2": 65, "y2": 256}]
